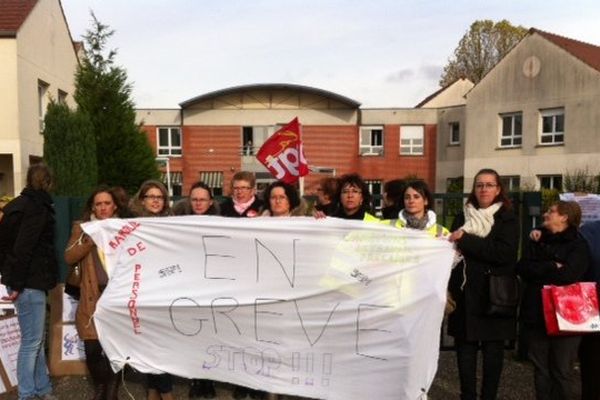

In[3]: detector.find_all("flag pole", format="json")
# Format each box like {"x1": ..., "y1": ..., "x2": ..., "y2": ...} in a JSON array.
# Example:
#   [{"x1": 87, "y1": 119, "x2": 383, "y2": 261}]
[{"x1": 299, "y1": 120, "x2": 304, "y2": 196}]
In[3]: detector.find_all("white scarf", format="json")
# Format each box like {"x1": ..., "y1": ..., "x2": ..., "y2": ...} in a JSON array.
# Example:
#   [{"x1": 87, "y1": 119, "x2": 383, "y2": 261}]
[
  {"x1": 456, "y1": 201, "x2": 502, "y2": 289},
  {"x1": 460, "y1": 202, "x2": 502, "y2": 238}
]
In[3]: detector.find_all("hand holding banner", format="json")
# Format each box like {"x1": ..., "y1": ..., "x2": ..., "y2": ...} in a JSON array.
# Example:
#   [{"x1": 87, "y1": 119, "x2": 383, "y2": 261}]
[{"x1": 256, "y1": 117, "x2": 309, "y2": 184}]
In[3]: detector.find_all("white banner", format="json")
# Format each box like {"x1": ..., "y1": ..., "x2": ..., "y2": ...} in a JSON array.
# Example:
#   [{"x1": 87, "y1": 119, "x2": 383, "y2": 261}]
[{"x1": 83, "y1": 216, "x2": 454, "y2": 400}]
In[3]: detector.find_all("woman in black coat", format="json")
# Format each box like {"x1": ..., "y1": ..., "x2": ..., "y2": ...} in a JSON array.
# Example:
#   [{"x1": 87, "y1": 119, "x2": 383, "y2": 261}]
[
  {"x1": 517, "y1": 200, "x2": 589, "y2": 400},
  {"x1": 448, "y1": 168, "x2": 519, "y2": 400}
]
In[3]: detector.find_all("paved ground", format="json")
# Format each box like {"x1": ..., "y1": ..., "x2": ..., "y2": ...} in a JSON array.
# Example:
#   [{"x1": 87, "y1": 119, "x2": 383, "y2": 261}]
[{"x1": 0, "y1": 349, "x2": 547, "y2": 400}]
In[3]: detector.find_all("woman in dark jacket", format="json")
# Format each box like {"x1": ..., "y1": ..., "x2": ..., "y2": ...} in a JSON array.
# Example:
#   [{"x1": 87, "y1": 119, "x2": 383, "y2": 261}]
[
  {"x1": 331, "y1": 173, "x2": 373, "y2": 220},
  {"x1": 448, "y1": 168, "x2": 519, "y2": 400},
  {"x1": 0, "y1": 163, "x2": 58, "y2": 400},
  {"x1": 517, "y1": 200, "x2": 589, "y2": 400},
  {"x1": 172, "y1": 181, "x2": 218, "y2": 399}
]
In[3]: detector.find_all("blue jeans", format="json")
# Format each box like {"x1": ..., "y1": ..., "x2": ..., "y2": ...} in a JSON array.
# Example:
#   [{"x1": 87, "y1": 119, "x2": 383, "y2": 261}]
[{"x1": 13, "y1": 288, "x2": 52, "y2": 399}]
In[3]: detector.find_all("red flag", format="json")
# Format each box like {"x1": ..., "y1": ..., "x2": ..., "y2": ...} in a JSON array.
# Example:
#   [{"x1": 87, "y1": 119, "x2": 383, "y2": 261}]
[{"x1": 256, "y1": 117, "x2": 309, "y2": 184}]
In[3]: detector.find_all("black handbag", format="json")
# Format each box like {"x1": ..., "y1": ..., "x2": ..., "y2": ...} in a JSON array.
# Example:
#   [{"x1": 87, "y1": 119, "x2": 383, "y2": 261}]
[{"x1": 485, "y1": 272, "x2": 520, "y2": 317}]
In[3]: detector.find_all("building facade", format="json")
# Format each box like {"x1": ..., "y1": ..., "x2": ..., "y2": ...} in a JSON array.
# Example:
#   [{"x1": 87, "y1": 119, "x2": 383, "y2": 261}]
[
  {"x1": 140, "y1": 27, "x2": 600, "y2": 200},
  {"x1": 0, "y1": 0, "x2": 79, "y2": 196},
  {"x1": 137, "y1": 84, "x2": 440, "y2": 203},
  {"x1": 435, "y1": 29, "x2": 600, "y2": 192}
]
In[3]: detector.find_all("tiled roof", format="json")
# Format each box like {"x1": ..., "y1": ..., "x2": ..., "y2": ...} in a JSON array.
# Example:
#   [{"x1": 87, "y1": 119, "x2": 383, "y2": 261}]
[
  {"x1": 0, "y1": 0, "x2": 38, "y2": 36},
  {"x1": 532, "y1": 28, "x2": 600, "y2": 73}
]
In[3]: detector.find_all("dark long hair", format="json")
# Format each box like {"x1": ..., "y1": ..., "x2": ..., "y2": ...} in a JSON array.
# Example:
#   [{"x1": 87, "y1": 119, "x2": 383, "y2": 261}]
[
  {"x1": 81, "y1": 186, "x2": 123, "y2": 221},
  {"x1": 466, "y1": 168, "x2": 512, "y2": 210},
  {"x1": 401, "y1": 180, "x2": 434, "y2": 211}
]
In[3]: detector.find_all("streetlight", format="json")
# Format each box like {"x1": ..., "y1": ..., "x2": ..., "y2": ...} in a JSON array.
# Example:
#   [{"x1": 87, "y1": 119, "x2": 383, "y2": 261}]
[{"x1": 155, "y1": 157, "x2": 171, "y2": 196}]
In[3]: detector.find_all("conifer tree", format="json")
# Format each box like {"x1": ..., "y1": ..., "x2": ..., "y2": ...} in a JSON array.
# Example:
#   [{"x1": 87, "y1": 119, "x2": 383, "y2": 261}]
[
  {"x1": 74, "y1": 13, "x2": 158, "y2": 193},
  {"x1": 43, "y1": 101, "x2": 97, "y2": 196}
]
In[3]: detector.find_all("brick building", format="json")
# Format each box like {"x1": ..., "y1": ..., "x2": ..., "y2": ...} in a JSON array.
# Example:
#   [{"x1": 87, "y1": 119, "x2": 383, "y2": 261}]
[{"x1": 136, "y1": 83, "x2": 442, "y2": 203}]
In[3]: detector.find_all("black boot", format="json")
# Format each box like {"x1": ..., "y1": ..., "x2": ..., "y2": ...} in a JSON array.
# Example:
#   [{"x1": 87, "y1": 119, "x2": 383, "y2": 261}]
[
  {"x1": 105, "y1": 372, "x2": 120, "y2": 400},
  {"x1": 233, "y1": 385, "x2": 250, "y2": 399},
  {"x1": 92, "y1": 384, "x2": 107, "y2": 400},
  {"x1": 190, "y1": 379, "x2": 216, "y2": 398}
]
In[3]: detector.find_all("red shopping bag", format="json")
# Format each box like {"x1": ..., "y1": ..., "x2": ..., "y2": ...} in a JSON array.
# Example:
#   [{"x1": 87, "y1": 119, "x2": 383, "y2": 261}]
[{"x1": 542, "y1": 282, "x2": 600, "y2": 336}]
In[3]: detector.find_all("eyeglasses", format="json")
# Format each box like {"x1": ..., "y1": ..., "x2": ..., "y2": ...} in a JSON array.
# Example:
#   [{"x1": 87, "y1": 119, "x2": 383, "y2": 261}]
[
  {"x1": 233, "y1": 186, "x2": 252, "y2": 192},
  {"x1": 341, "y1": 189, "x2": 362, "y2": 195},
  {"x1": 270, "y1": 195, "x2": 288, "y2": 202},
  {"x1": 475, "y1": 183, "x2": 498, "y2": 190},
  {"x1": 143, "y1": 195, "x2": 165, "y2": 201}
]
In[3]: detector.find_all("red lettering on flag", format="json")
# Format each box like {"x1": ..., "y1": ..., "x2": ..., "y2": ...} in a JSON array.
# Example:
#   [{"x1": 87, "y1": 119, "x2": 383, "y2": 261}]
[{"x1": 255, "y1": 117, "x2": 309, "y2": 184}]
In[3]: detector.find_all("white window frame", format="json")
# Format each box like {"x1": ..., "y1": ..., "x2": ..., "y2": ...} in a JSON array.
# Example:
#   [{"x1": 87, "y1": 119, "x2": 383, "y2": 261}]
[
  {"x1": 359, "y1": 126, "x2": 384, "y2": 156},
  {"x1": 400, "y1": 125, "x2": 424, "y2": 155},
  {"x1": 157, "y1": 127, "x2": 182, "y2": 156},
  {"x1": 539, "y1": 108, "x2": 564, "y2": 145},
  {"x1": 38, "y1": 80, "x2": 49, "y2": 133},
  {"x1": 499, "y1": 112, "x2": 522, "y2": 148},
  {"x1": 449, "y1": 122, "x2": 460, "y2": 145},
  {"x1": 539, "y1": 175, "x2": 562, "y2": 190}
]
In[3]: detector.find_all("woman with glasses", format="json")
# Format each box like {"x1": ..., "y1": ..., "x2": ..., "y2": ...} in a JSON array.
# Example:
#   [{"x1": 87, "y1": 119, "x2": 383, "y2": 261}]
[
  {"x1": 64, "y1": 186, "x2": 125, "y2": 400},
  {"x1": 130, "y1": 180, "x2": 174, "y2": 400},
  {"x1": 330, "y1": 173, "x2": 373, "y2": 220},
  {"x1": 172, "y1": 181, "x2": 218, "y2": 399},
  {"x1": 261, "y1": 181, "x2": 306, "y2": 217},
  {"x1": 130, "y1": 180, "x2": 171, "y2": 217},
  {"x1": 220, "y1": 171, "x2": 263, "y2": 218},
  {"x1": 220, "y1": 171, "x2": 265, "y2": 399},
  {"x1": 447, "y1": 168, "x2": 519, "y2": 400},
  {"x1": 517, "y1": 201, "x2": 589, "y2": 400}
]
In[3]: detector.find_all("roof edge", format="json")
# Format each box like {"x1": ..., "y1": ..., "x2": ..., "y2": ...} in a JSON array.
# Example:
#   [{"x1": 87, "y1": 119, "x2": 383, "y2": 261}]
[{"x1": 179, "y1": 83, "x2": 361, "y2": 108}]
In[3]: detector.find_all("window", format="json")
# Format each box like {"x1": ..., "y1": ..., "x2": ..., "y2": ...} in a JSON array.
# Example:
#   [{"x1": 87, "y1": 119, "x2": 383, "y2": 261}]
[
  {"x1": 241, "y1": 126, "x2": 278, "y2": 155},
  {"x1": 365, "y1": 180, "x2": 382, "y2": 211},
  {"x1": 500, "y1": 176, "x2": 520, "y2": 192},
  {"x1": 242, "y1": 126, "x2": 254, "y2": 155},
  {"x1": 58, "y1": 89, "x2": 68, "y2": 104},
  {"x1": 500, "y1": 112, "x2": 522, "y2": 147},
  {"x1": 539, "y1": 175, "x2": 562, "y2": 190},
  {"x1": 540, "y1": 108, "x2": 564, "y2": 145},
  {"x1": 359, "y1": 126, "x2": 384, "y2": 156},
  {"x1": 449, "y1": 122, "x2": 460, "y2": 145},
  {"x1": 38, "y1": 80, "x2": 49, "y2": 133},
  {"x1": 157, "y1": 127, "x2": 182, "y2": 156},
  {"x1": 400, "y1": 126, "x2": 424, "y2": 155}
]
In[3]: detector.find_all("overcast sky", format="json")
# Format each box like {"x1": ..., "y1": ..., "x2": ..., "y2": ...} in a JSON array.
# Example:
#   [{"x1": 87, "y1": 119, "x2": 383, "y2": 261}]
[{"x1": 60, "y1": 1, "x2": 600, "y2": 109}]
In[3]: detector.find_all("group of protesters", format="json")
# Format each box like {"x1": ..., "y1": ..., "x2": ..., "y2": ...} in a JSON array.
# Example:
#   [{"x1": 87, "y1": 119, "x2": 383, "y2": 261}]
[{"x1": 1, "y1": 163, "x2": 600, "y2": 400}]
